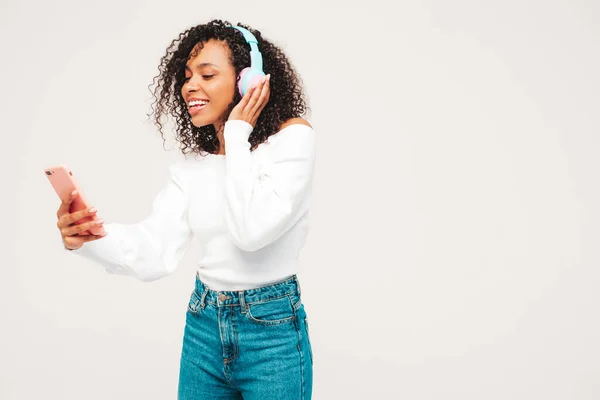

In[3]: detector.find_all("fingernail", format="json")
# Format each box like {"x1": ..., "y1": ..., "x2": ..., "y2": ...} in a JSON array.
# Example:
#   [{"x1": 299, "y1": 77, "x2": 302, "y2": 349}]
[
  {"x1": 88, "y1": 207, "x2": 97, "y2": 213},
  {"x1": 266, "y1": 74, "x2": 271, "y2": 81},
  {"x1": 72, "y1": 190, "x2": 78, "y2": 196},
  {"x1": 95, "y1": 219, "x2": 104, "y2": 225}
]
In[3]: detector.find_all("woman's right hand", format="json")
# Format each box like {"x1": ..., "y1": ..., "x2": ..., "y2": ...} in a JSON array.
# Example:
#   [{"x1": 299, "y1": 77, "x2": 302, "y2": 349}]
[{"x1": 57, "y1": 190, "x2": 107, "y2": 251}]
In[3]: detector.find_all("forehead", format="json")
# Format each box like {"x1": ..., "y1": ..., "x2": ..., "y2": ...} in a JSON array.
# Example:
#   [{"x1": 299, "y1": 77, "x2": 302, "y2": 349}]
[{"x1": 186, "y1": 39, "x2": 232, "y2": 67}]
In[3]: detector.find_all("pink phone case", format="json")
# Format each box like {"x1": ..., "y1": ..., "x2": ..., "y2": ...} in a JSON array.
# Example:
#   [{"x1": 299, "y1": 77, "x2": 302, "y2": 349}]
[{"x1": 44, "y1": 164, "x2": 105, "y2": 236}]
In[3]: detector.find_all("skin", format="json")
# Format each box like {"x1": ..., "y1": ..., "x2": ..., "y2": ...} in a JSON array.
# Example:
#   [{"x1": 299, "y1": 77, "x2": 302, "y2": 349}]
[
  {"x1": 59, "y1": 39, "x2": 312, "y2": 250},
  {"x1": 58, "y1": 190, "x2": 106, "y2": 250}
]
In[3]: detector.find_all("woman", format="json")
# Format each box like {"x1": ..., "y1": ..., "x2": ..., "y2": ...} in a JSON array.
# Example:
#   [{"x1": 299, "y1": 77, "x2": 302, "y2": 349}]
[{"x1": 56, "y1": 19, "x2": 315, "y2": 399}]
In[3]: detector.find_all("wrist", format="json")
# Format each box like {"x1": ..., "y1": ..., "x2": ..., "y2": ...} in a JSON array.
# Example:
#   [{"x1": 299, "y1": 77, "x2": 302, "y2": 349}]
[{"x1": 224, "y1": 120, "x2": 254, "y2": 144}]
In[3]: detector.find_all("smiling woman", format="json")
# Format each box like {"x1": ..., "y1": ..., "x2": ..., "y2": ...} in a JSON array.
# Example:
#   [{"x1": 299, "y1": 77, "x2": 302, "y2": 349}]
[
  {"x1": 56, "y1": 18, "x2": 316, "y2": 400},
  {"x1": 147, "y1": 19, "x2": 309, "y2": 156}
]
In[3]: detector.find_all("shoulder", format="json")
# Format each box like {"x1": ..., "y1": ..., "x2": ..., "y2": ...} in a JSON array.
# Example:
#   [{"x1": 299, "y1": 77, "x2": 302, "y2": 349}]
[
  {"x1": 273, "y1": 117, "x2": 314, "y2": 142},
  {"x1": 272, "y1": 118, "x2": 315, "y2": 144},
  {"x1": 279, "y1": 117, "x2": 312, "y2": 131},
  {"x1": 263, "y1": 118, "x2": 315, "y2": 159}
]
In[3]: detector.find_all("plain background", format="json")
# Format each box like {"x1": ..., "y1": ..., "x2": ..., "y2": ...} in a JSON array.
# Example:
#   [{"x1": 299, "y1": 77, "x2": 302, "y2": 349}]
[{"x1": 1, "y1": 0, "x2": 599, "y2": 398}]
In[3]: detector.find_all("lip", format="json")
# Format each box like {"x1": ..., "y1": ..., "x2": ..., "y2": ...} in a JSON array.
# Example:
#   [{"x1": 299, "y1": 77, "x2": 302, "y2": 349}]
[{"x1": 188, "y1": 103, "x2": 208, "y2": 116}]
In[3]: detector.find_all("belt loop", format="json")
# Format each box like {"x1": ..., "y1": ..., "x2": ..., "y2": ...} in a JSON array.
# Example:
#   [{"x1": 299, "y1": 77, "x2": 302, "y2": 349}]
[
  {"x1": 239, "y1": 290, "x2": 247, "y2": 314},
  {"x1": 199, "y1": 287, "x2": 209, "y2": 309}
]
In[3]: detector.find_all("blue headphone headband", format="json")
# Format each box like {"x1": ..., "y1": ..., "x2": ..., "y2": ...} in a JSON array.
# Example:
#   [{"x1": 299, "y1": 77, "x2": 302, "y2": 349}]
[{"x1": 229, "y1": 25, "x2": 263, "y2": 73}]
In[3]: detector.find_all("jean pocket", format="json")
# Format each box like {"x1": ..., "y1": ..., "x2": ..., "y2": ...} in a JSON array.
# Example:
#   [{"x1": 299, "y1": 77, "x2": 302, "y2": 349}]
[{"x1": 246, "y1": 295, "x2": 296, "y2": 325}]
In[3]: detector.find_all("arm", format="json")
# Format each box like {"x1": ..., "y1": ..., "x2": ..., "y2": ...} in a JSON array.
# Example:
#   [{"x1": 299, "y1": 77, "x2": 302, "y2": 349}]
[
  {"x1": 222, "y1": 119, "x2": 316, "y2": 251},
  {"x1": 67, "y1": 162, "x2": 193, "y2": 282}
]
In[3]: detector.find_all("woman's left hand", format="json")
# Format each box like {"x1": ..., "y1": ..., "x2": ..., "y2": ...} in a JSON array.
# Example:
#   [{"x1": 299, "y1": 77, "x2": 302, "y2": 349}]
[{"x1": 228, "y1": 74, "x2": 270, "y2": 127}]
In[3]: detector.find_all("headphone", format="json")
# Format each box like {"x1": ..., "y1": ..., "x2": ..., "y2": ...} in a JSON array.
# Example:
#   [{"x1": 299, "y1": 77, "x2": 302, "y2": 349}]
[{"x1": 229, "y1": 25, "x2": 266, "y2": 96}]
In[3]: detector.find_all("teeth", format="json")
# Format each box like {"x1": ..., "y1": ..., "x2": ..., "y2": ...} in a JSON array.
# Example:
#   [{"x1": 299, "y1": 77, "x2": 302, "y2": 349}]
[{"x1": 189, "y1": 100, "x2": 208, "y2": 107}]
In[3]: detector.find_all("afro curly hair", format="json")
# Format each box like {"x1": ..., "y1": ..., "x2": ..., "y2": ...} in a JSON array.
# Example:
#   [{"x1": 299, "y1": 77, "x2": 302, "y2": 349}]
[{"x1": 146, "y1": 19, "x2": 309, "y2": 156}]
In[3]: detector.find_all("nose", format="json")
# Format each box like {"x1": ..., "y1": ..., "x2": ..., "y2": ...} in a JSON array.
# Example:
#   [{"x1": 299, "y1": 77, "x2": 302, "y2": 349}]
[
  {"x1": 184, "y1": 82, "x2": 207, "y2": 101},
  {"x1": 184, "y1": 78, "x2": 198, "y2": 91},
  {"x1": 183, "y1": 74, "x2": 204, "y2": 92}
]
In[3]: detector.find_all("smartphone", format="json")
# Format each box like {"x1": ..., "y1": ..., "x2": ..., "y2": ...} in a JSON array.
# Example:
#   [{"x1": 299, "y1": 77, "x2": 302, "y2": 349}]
[{"x1": 44, "y1": 164, "x2": 105, "y2": 236}]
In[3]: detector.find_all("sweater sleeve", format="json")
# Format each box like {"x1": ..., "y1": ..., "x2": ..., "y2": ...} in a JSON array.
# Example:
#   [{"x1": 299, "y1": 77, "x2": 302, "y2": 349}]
[
  {"x1": 65, "y1": 162, "x2": 193, "y2": 282},
  {"x1": 222, "y1": 120, "x2": 316, "y2": 251}
]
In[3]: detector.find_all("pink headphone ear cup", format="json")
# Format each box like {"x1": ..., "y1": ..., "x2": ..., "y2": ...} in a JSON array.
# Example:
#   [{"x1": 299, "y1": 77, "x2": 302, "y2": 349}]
[
  {"x1": 238, "y1": 68, "x2": 265, "y2": 96},
  {"x1": 238, "y1": 67, "x2": 249, "y2": 95}
]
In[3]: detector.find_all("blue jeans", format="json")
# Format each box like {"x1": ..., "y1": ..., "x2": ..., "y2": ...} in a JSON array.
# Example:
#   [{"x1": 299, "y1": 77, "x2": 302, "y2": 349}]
[{"x1": 178, "y1": 274, "x2": 313, "y2": 399}]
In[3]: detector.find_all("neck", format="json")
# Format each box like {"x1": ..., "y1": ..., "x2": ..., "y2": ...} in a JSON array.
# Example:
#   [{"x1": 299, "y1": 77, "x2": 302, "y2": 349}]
[{"x1": 213, "y1": 120, "x2": 226, "y2": 155}]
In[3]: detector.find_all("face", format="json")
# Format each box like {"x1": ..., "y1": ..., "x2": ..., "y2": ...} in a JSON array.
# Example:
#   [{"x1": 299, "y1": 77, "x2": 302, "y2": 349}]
[{"x1": 182, "y1": 39, "x2": 237, "y2": 128}]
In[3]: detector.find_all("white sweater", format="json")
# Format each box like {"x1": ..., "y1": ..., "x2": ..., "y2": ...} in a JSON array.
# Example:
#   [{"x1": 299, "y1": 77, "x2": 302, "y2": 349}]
[{"x1": 68, "y1": 120, "x2": 316, "y2": 291}]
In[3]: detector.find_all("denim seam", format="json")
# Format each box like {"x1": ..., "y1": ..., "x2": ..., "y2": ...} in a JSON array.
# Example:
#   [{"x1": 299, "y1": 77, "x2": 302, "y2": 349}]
[
  {"x1": 293, "y1": 315, "x2": 306, "y2": 399},
  {"x1": 187, "y1": 291, "x2": 200, "y2": 313},
  {"x1": 195, "y1": 275, "x2": 296, "y2": 295},
  {"x1": 246, "y1": 310, "x2": 296, "y2": 325},
  {"x1": 245, "y1": 295, "x2": 297, "y2": 325},
  {"x1": 205, "y1": 290, "x2": 298, "y2": 307},
  {"x1": 222, "y1": 365, "x2": 238, "y2": 389},
  {"x1": 224, "y1": 311, "x2": 240, "y2": 364},
  {"x1": 304, "y1": 317, "x2": 313, "y2": 365}
]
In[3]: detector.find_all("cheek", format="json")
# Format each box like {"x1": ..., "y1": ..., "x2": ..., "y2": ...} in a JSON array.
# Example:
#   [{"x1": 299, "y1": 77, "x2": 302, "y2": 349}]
[{"x1": 211, "y1": 79, "x2": 236, "y2": 105}]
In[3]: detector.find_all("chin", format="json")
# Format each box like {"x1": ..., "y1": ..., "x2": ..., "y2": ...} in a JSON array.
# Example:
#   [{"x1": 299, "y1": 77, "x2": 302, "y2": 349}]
[{"x1": 191, "y1": 116, "x2": 216, "y2": 128}]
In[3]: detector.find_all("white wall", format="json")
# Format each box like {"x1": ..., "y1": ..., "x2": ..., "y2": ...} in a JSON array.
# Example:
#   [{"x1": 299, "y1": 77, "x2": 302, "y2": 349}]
[{"x1": 1, "y1": 0, "x2": 599, "y2": 398}]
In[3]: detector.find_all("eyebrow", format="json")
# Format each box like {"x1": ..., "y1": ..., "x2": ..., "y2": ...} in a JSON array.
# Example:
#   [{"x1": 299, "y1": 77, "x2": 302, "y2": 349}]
[{"x1": 185, "y1": 62, "x2": 219, "y2": 70}]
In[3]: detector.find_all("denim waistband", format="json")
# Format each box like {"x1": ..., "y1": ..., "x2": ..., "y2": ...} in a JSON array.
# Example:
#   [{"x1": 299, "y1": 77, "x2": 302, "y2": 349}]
[{"x1": 193, "y1": 274, "x2": 302, "y2": 308}]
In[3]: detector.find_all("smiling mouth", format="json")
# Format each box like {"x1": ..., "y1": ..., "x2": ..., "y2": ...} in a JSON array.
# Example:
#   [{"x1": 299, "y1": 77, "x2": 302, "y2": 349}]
[{"x1": 188, "y1": 102, "x2": 208, "y2": 115}]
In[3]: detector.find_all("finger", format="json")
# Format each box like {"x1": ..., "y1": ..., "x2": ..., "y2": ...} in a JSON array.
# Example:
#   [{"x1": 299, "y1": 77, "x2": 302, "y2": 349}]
[
  {"x1": 230, "y1": 86, "x2": 255, "y2": 119},
  {"x1": 64, "y1": 232, "x2": 108, "y2": 250},
  {"x1": 253, "y1": 76, "x2": 270, "y2": 114},
  {"x1": 57, "y1": 190, "x2": 78, "y2": 218},
  {"x1": 246, "y1": 77, "x2": 266, "y2": 113},
  {"x1": 239, "y1": 84, "x2": 257, "y2": 107},
  {"x1": 252, "y1": 81, "x2": 270, "y2": 116},
  {"x1": 61, "y1": 218, "x2": 104, "y2": 237},
  {"x1": 57, "y1": 206, "x2": 98, "y2": 229},
  {"x1": 80, "y1": 232, "x2": 108, "y2": 242},
  {"x1": 261, "y1": 85, "x2": 271, "y2": 112}
]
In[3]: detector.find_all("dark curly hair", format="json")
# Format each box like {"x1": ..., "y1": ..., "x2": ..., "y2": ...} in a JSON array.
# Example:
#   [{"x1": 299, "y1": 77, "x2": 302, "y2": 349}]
[{"x1": 146, "y1": 19, "x2": 309, "y2": 156}]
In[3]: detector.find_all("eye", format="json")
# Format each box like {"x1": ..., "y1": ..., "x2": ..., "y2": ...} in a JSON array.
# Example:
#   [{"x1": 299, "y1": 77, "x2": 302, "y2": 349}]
[{"x1": 183, "y1": 74, "x2": 214, "y2": 82}]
